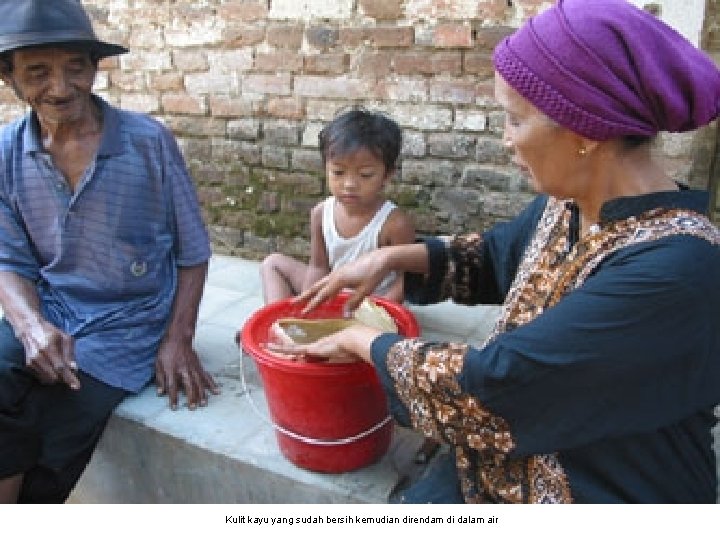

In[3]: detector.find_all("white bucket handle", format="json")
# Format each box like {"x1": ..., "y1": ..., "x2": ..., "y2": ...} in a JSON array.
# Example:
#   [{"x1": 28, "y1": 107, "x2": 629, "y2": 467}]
[{"x1": 239, "y1": 350, "x2": 393, "y2": 446}]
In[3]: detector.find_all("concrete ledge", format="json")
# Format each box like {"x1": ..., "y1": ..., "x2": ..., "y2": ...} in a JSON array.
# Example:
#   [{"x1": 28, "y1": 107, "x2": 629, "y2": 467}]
[{"x1": 70, "y1": 376, "x2": 427, "y2": 503}]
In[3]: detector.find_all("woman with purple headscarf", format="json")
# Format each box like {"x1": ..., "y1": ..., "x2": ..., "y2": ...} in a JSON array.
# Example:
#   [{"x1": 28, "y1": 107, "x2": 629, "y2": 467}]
[{"x1": 272, "y1": 0, "x2": 720, "y2": 503}]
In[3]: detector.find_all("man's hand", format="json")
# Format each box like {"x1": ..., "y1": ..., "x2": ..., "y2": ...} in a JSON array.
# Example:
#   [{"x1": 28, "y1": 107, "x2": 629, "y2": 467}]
[
  {"x1": 156, "y1": 262, "x2": 219, "y2": 410},
  {"x1": 155, "y1": 337, "x2": 219, "y2": 410},
  {"x1": 19, "y1": 320, "x2": 80, "y2": 390},
  {"x1": 0, "y1": 270, "x2": 80, "y2": 389}
]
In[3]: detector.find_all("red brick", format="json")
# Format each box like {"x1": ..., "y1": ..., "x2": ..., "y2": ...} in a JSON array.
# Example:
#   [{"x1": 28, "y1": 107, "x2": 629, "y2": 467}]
[
  {"x1": 355, "y1": 52, "x2": 393, "y2": 78},
  {"x1": 121, "y1": 51, "x2": 171, "y2": 71},
  {"x1": 405, "y1": 0, "x2": 506, "y2": 20},
  {"x1": 291, "y1": 149, "x2": 324, "y2": 172},
  {"x1": 162, "y1": 94, "x2": 207, "y2": 115},
  {"x1": 515, "y1": 0, "x2": 554, "y2": 18},
  {"x1": 434, "y1": 24, "x2": 473, "y2": 48},
  {"x1": 476, "y1": 80, "x2": 496, "y2": 105},
  {"x1": 384, "y1": 103, "x2": 453, "y2": 130},
  {"x1": 127, "y1": 26, "x2": 165, "y2": 49},
  {"x1": 359, "y1": 0, "x2": 403, "y2": 20},
  {"x1": 306, "y1": 100, "x2": 347, "y2": 121},
  {"x1": 262, "y1": 146, "x2": 289, "y2": 169},
  {"x1": 227, "y1": 119, "x2": 261, "y2": 140},
  {"x1": 429, "y1": 80, "x2": 477, "y2": 104},
  {"x1": 197, "y1": 186, "x2": 225, "y2": 207},
  {"x1": 339, "y1": 26, "x2": 414, "y2": 48},
  {"x1": 273, "y1": 172, "x2": 324, "y2": 196},
  {"x1": 306, "y1": 26, "x2": 340, "y2": 50},
  {"x1": 209, "y1": 97, "x2": 254, "y2": 118},
  {"x1": 338, "y1": 27, "x2": 364, "y2": 47},
  {"x1": 166, "y1": 117, "x2": 227, "y2": 137},
  {"x1": 705, "y1": 26, "x2": 720, "y2": 49},
  {"x1": 207, "y1": 50, "x2": 253, "y2": 72},
  {"x1": 149, "y1": 72, "x2": 184, "y2": 92},
  {"x1": 222, "y1": 24, "x2": 266, "y2": 47},
  {"x1": 393, "y1": 52, "x2": 462, "y2": 76},
  {"x1": 110, "y1": 71, "x2": 145, "y2": 92},
  {"x1": 123, "y1": 7, "x2": 171, "y2": 24},
  {"x1": 367, "y1": 26, "x2": 414, "y2": 47},
  {"x1": 427, "y1": 132, "x2": 475, "y2": 159},
  {"x1": 265, "y1": 97, "x2": 305, "y2": 120},
  {"x1": 267, "y1": 24, "x2": 304, "y2": 49},
  {"x1": 120, "y1": 94, "x2": 159, "y2": 114},
  {"x1": 217, "y1": 1, "x2": 268, "y2": 21},
  {"x1": 258, "y1": 191, "x2": 280, "y2": 214},
  {"x1": 255, "y1": 52, "x2": 303, "y2": 73},
  {"x1": 283, "y1": 196, "x2": 317, "y2": 215},
  {"x1": 463, "y1": 51, "x2": 494, "y2": 78},
  {"x1": 473, "y1": 26, "x2": 515, "y2": 50},
  {"x1": 378, "y1": 79, "x2": 428, "y2": 101},
  {"x1": 172, "y1": 50, "x2": 208, "y2": 72},
  {"x1": 295, "y1": 76, "x2": 376, "y2": 99},
  {"x1": 215, "y1": 139, "x2": 261, "y2": 164},
  {"x1": 475, "y1": 0, "x2": 511, "y2": 21},
  {"x1": 304, "y1": 54, "x2": 347, "y2": 75},
  {"x1": 243, "y1": 74, "x2": 292, "y2": 96}
]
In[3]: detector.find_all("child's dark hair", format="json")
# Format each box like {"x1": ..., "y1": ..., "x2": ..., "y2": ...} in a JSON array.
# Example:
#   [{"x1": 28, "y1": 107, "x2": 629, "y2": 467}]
[{"x1": 318, "y1": 108, "x2": 402, "y2": 172}]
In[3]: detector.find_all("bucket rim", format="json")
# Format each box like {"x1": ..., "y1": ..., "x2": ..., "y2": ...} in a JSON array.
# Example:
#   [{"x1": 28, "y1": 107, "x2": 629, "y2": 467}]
[{"x1": 237, "y1": 293, "x2": 420, "y2": 373}]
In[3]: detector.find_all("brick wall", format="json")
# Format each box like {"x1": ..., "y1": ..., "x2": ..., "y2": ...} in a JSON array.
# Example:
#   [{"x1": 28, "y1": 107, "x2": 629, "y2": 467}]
[{"x1": 1, "y1": 0, "x2": 717, "y2": 256}]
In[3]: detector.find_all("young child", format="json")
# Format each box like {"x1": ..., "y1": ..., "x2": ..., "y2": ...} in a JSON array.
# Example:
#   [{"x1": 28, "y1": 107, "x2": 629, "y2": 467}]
[
  {"x1": 261, "y1": 108, "x2": 438, "y2": 463},
  {"x1": 260, "y1": 108, "x2": 415, "y2": 305}
]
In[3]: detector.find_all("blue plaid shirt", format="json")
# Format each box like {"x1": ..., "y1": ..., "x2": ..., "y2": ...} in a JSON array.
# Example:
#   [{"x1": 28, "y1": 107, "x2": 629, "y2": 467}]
[{"x1": 0, "y1": 96, "x2": 211, "y2": 392}]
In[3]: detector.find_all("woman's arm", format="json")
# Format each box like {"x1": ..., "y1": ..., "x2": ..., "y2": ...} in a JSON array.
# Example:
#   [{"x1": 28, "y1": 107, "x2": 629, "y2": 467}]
[
  {"x1": 296, "y1": 242, "x2": 431, "y2": 314},
  {"x1": 407, "y1": 194, "x2": 547, "y2": 306},
  {"x1": 374, "y1": 235, "x2": 720, "y2": 457}
]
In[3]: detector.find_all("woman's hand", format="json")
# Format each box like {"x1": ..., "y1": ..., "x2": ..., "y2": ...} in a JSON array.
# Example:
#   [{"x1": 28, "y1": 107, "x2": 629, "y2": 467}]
[
  {"x1": 267, "y1": 325, "x2": 383, "y2": 364},
  {"x1": 295, "y1": 249, "x2": 393, "y2": 314},
  {"x1": 295, "y1": 243, "x2": 430, "y2": 315}
]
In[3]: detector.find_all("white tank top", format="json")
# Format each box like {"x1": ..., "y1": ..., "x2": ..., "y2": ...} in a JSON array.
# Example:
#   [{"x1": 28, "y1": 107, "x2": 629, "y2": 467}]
[{"x1": 322, "y1": 196, "x2": 398, "y2": 296}]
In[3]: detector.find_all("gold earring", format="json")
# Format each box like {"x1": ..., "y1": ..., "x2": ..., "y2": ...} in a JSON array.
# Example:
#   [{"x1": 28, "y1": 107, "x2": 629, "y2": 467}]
[{"x1": 578, "y1": 147, "x2": 587, "y2": 156}]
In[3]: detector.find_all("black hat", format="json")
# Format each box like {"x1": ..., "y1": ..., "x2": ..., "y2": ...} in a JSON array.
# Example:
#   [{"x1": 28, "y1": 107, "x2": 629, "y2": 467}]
[{"x1": 0, "y1": 0, "x2": 127, "y2": 58}]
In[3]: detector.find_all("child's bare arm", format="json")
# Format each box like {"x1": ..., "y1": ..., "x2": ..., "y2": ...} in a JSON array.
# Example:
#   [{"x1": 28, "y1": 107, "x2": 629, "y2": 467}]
[
  {"x1": 382, "y1": 274, "x2": 405, "y2": 304},
  {"x1": 302, "y1": 202, "x2": 331, "y2": 291},
  {"x1": 378, "y1": 208, "x2": 416, "y2": 303},
  {"x1": 380, "y1": 207, "x2": 416, "y2": 250}
]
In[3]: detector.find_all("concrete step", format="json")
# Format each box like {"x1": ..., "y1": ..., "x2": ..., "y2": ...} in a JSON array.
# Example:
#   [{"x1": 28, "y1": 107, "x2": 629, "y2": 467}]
[{"x1": 70, "y1": 374, "x2": 428, "y2": 503}]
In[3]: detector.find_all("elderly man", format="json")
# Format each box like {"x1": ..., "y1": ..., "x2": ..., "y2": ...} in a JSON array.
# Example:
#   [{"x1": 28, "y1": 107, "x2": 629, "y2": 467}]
[{"x1": 0, "y1": 0, "x2": 218, "y2": 503}]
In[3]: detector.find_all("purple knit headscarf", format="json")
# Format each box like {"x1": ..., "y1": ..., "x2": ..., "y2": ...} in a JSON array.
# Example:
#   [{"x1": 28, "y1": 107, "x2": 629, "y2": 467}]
[{"x1": 493, "y1": 0, "x2": 720, "y2": 140}]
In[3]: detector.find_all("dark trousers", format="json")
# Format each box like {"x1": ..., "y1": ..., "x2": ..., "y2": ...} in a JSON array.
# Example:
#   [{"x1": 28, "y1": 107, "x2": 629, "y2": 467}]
[{"x1": 0, "y1": 319, "x2": 127, "y2": 503}]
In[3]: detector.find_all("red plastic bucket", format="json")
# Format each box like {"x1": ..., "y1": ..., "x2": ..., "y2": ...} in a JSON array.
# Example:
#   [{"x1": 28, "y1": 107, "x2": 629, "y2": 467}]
[{"x1": 238, "y1": 293, "x2": 420, "y2": 473}]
